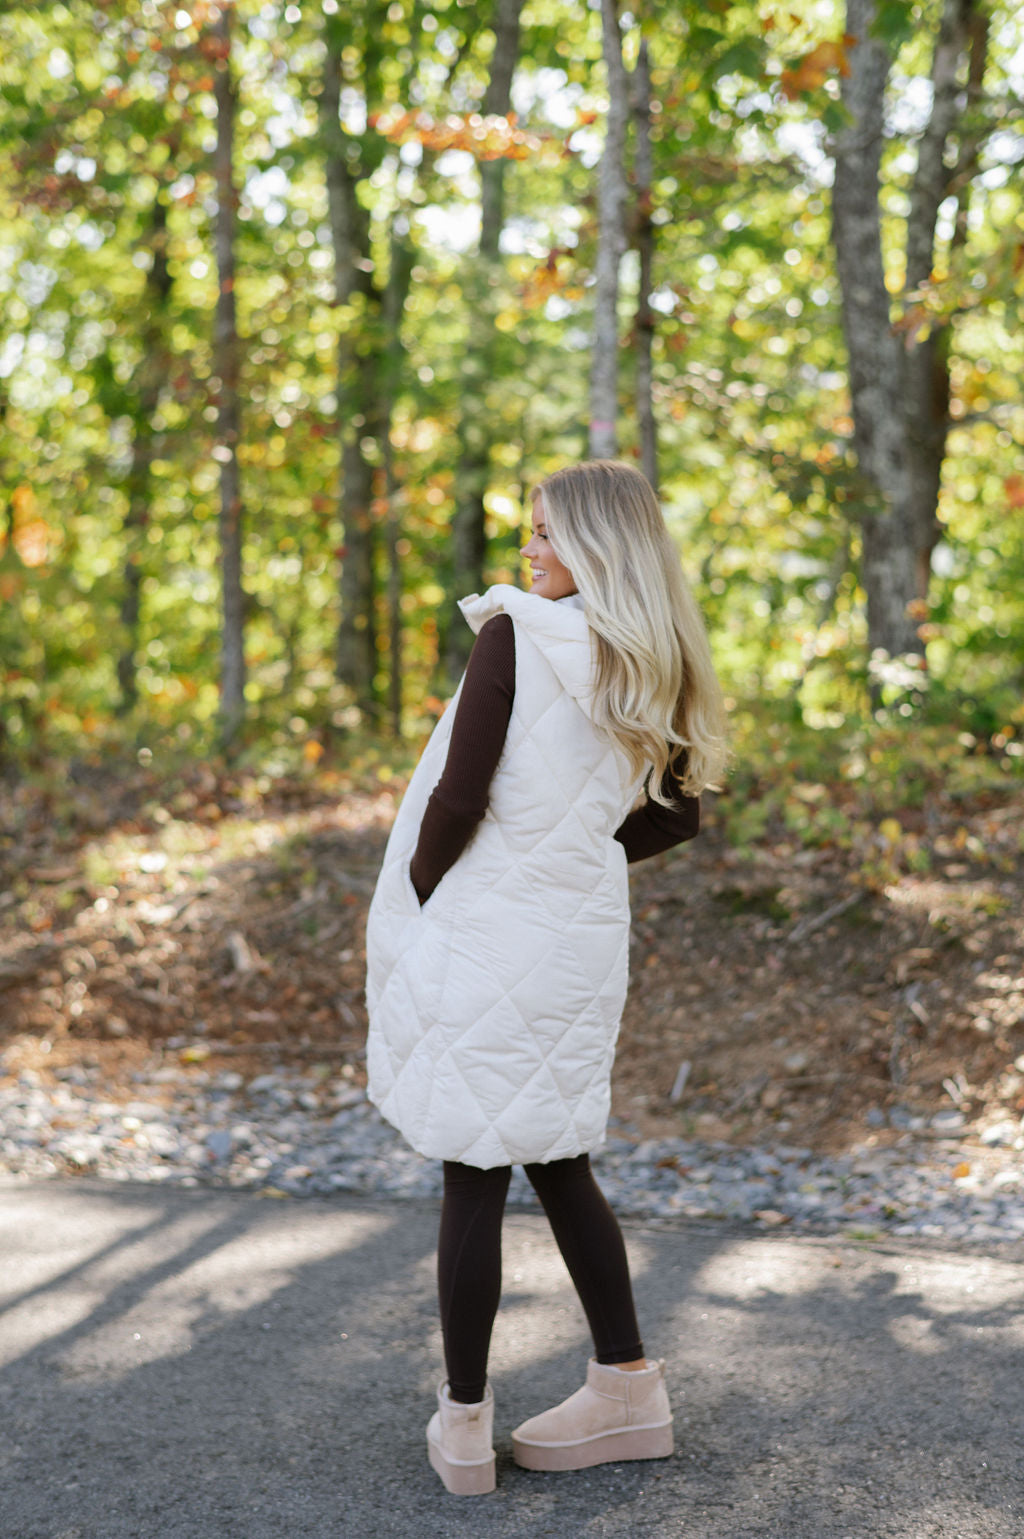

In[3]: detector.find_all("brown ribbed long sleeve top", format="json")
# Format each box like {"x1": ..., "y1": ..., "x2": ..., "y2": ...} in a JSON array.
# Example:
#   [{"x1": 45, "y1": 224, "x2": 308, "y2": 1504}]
[{"x1": 409, "y1": 614, "x2": 700, "y2": 904}]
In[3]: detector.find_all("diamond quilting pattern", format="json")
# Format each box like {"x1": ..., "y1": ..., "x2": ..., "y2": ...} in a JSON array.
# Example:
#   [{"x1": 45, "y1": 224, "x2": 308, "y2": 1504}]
[{"x1": 365, "y1": 585, "x2": 643, "y2": 1167}]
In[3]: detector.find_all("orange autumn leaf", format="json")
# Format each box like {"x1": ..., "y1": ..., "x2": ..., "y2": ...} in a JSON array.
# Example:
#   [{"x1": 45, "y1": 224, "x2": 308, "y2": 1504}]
[
  {"x1": 521, "y1": 249, "x2": 577, "y2": 310},
  {"x1": 14, "y1": 520, "x2": 51, "y2": 566},
  {"x1": 5, "y1": 486, "x2": 54, "y2": 567},
  {"x1": 371, "y1": 108, "x2": 542, "y2": 163},
  {"x1": 12, "y1": 483, "x2": 34, "y2": 520},
  {"x1": 780, "y1": 37, "x2": 853, "y2": 99},
  {"x1": 1005, "y1": 474, "x2": 1024, "y2": 508}
]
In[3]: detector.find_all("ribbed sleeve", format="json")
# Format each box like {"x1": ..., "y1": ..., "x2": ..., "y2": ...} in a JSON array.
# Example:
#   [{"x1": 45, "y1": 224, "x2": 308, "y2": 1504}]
[
  {"x1": 409, "y1": 614, "x2": 515, "y2": 903},
  {"x1": 614, "y1": 765, "x2": 700, "y2": 860}
]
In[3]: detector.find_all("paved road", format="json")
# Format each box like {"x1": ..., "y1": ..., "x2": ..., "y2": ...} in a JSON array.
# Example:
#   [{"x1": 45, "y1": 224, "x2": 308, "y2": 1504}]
[{"x1": 1, "y1": 1179, "x2": 1022, "y2": 1539}]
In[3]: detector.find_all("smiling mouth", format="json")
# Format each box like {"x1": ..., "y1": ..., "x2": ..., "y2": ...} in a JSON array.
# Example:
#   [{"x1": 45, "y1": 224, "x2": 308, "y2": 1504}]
[{"x1": 530, "y1": 569, "x2": 547, "y2": 580}]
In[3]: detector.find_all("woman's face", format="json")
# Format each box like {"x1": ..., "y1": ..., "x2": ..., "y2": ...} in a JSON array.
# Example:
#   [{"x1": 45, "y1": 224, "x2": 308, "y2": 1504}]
[{"x1": 521, "y1": 493, "x2": 577, "y2": 601}]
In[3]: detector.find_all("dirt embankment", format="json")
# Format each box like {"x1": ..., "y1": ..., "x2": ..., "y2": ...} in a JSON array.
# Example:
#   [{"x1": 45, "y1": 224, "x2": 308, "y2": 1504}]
[{"x1": 2, "y1": 768, "x2": 1022, "y2": 1158}]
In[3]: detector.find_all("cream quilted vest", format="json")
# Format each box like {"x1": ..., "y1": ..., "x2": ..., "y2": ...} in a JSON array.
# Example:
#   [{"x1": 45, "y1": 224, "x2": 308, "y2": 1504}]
[{"x1": 365, "y1": 584, "x2": 642, "y2": 1168}]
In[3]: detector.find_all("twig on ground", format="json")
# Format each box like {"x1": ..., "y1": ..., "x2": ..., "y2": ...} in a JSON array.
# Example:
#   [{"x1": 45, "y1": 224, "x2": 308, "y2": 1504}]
[
  {"x1": 890, "y1": 983, "x2": 923, "y2": 1085},
  {"x1": 786, "y1": 890, "x2": 865, "y2": 944},
  {"x1": 669, "y1": 1059, "x2": 691, "y2": 1104},
  {"x1": 173, "y1": 1039, "x2": 360, "y2": 1057},
  {"x1": 124, "y1": 986, "x2": 185, "y2": 1010}
]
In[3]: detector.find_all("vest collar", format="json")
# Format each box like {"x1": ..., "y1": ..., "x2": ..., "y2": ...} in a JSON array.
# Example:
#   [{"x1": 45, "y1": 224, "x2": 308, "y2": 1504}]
[{"x1": 458, "y1": 584, "x2": 597, "y2": 716}]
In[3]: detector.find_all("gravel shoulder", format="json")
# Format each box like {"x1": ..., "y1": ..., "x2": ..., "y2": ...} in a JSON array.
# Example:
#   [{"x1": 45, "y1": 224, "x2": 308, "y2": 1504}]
[
  {"x1": 3, "y1": 1056, "x2": 1024, "y2": 1244},
  {"x1": 2, "y1": 1179, "x2": 1022, "y2": 1539}
]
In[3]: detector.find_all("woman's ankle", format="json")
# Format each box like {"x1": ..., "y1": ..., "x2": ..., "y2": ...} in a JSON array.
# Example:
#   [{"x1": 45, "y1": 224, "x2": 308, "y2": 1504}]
[{"x1": 447, "y1": 1380, "x2": 489, "y2": 1404}]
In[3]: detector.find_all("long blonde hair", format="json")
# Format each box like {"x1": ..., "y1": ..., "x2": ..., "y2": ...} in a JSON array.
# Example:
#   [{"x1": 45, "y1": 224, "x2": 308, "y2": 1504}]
[{"x1": 537, "y1": 460, "x2": 727, "y2": 801}]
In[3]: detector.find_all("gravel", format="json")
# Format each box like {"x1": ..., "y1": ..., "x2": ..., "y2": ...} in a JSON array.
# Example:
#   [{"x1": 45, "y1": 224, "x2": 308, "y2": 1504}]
[{"x1": 2, "y1": 1051, "x2": 1022, "y2": 1241}]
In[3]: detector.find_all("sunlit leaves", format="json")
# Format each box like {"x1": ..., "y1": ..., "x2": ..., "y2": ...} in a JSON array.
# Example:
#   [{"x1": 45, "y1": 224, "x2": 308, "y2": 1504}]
[
  {"x1": 371, "y1": 107, "x2": 545, "y2": 162},
  {"x1": 779, "y1": 37, "x2": 854, "y2": 100},
  {"x1": 0, "y1": 0, "x2": 1022, "y2": 760}
]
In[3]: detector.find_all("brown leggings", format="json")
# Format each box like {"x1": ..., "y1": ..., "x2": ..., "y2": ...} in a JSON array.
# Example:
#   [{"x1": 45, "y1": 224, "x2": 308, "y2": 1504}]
[{"x1": 439, "y1": 1153, "x2": 644, "y2": 1403}]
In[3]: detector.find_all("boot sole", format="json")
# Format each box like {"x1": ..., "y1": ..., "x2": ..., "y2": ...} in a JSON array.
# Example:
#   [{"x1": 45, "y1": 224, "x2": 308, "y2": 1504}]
[
  {"x1": 427, "y1": 1433, "x2": 496, "y2": 1495},
  {"x1": 512, "y1": 1420, "x2": 674, "y2": 1472}
]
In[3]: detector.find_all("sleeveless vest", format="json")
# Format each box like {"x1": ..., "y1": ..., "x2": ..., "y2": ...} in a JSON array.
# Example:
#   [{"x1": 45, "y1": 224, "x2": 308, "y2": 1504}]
[{"x1": 365, "y1": 585, "x2": 642, "y2": 1167}]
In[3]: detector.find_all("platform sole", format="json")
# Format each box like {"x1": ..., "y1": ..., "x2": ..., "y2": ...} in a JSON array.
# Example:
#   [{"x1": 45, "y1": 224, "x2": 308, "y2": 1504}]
[
  {"x1": 426, "y1": 1433, "x2": 496, "y2": 1495},
  {"x1": 512, "y1": 1419, "x2": 674, "y2": 1472}
]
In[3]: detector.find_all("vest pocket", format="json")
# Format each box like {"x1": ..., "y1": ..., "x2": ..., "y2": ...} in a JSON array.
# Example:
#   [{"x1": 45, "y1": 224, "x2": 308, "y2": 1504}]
[{"x1": 402, "y1": 864, "x2": 425, "y2": 912}]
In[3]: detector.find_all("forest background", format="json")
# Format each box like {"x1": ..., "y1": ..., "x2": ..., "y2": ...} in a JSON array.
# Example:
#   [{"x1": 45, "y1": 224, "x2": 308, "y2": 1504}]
[{"x1": 1, "y1": 0, "x2": 1023, "y2": 1154}]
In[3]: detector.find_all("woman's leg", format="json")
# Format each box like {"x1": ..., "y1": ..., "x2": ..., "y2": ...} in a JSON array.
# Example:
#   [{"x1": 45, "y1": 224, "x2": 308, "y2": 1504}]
[
  {"x1": 438, "y1": 1161, "x2": 512, "y2": 1403},
  {"x1": 512, "y1": 1154, "x2": 672, "y2": 1471},
  {"x1": 523, "y1": 1153, "x2": 644, "y2": 1365}
]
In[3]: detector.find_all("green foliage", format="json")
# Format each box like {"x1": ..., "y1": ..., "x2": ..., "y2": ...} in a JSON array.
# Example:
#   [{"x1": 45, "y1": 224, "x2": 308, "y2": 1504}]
[
  {"x1": 715, "y1": 697, "x2": 1024, "y2": 887},
  {"x1": 0, "y1": 0, "x2": 1022, "y2": 773}
]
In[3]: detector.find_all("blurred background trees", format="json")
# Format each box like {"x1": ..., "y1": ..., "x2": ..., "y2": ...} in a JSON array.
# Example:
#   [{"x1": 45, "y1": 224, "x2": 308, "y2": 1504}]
[{"x1": 1, "y1": 0, "x2": 1022, "y2": 778}]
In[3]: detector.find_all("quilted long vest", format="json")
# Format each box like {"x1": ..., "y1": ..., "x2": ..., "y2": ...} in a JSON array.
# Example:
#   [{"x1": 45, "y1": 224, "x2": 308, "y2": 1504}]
[{"x1": 365, "y1": 584, "x2": 643, "y2": 1168}]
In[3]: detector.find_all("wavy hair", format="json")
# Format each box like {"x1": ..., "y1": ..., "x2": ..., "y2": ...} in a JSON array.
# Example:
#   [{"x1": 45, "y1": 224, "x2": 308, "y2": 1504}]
[{"x1": 537, "y1": 460, "x2": 727, "y2": 801}]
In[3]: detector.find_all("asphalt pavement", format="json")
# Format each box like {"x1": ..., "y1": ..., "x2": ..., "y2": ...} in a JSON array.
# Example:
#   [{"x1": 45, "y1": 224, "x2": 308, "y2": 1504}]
[{"x1": 1, "y1": 1178, "x2": 1022, "y2": 1539}]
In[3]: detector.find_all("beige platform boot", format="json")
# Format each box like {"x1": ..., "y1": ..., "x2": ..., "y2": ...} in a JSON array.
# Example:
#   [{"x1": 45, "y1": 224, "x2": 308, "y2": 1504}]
[
  {"x1": 511, "y1": 1358, "x2": 674, "y2": 1472},
  {"x1": 426, "y1": 1381, "x2": 496, "y2": 1495}
]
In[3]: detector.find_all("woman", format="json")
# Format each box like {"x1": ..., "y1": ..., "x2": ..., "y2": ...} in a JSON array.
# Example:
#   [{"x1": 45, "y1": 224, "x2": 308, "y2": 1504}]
[{"x1": 365, "y1": 460, "x2": 727, "y2": 1494}]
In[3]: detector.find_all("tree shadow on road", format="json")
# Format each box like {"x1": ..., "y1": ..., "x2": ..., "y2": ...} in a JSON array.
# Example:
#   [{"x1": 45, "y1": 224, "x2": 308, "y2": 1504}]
[{"x1": 1, "y1": 1184, "x2": 1022, "y2": 1539}]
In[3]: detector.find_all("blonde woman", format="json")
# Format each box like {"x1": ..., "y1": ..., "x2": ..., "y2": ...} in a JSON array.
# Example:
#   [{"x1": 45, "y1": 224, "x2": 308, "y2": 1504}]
[{"x1": 365, "y1": 460, "x2": 727, "y2": 1495}]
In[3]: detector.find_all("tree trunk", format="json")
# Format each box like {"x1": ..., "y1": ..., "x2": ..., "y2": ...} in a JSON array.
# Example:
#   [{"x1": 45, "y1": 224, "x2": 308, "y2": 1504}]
[
  {"x1": 903, "y1": 0, "x2": 986, "y2": 598},
  {"x1": 834, "y1": 0, "x2": 983, "y2": 670},
  {"x1": 631, "y1": 40, "x2": 657, "y2": 493},
  {"x1": 212, "y1": 3, "x2": 246, "y2": 747},
  {"x1": 589, "y1": 0, "x2": 630, "y2": 461},
  {"x1": 833, "y1": 0, "x2": 921, "y2": 664},
  {"x1": 382, "y1": 221, "x2": 414, "y2": 736},
  {"x1": 0, "y1": 389, "x2": 15, "y2": 761},
  {"x1": 321, "y1": 19, "x2": 381, "y2": 714},
  {"x1": 479, "y1": 0, "x2": 522, "y2": 264},
  {"x1": 118, "y1": 198, "x2": 171, "y2": 714},
  {"x1": 443, "y1": 0, "x2": 524, "y2": 680}
]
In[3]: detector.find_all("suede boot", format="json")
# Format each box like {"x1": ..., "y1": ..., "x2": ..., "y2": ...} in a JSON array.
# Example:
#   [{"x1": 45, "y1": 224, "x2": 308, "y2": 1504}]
[
  {"x1": 511, "y1": 1358, "x2": 674, "y2": 1471},
  {"x1": 426, "y1": 1381, "x2": 496, "y2": 1495}
]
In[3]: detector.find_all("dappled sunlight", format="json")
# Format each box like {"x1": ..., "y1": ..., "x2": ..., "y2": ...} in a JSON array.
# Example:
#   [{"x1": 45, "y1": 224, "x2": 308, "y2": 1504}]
[
  {"x1": 0, "y1": 1199, "x2": 221, "y2": 1367},
  {"x1": 692, "y1": 1237, "x2": 837, "y2": 1301},
  {"x1": 57, "y1": 1206, "x2": 394, "y2": 1379},
  {"x1": 693, "y1": 1237, "x2": 1024, "y2": 1320},
  {"x1": 882, "y1": 1251, "x2": 1024, "y2": 1319},
  {"x1": 0, "y1": 782, "x2": 397, "y2": 1092},
  {"x1": 495, "y1": 1222, "x2": 657, "y2": 1372},
  {"x1": 0, "y1": 1188, "x2": 155, "y2": 1301},
  {"x1": 887, "y1": 1312, "x2": 945, "y2": 1356},
  {"x1": 0, "y1": 1193, "x2": 392, "y2": 1379},
  {"x1": 884, "y1": 876, "x2": 1013, "y2": 924},
  {"x1": 680, "y1": 1237, "x2": 1024, "y2": 1380},
  {"x1": 2, "y1": 1180, "x2": 1023, "y2": 1536}
]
